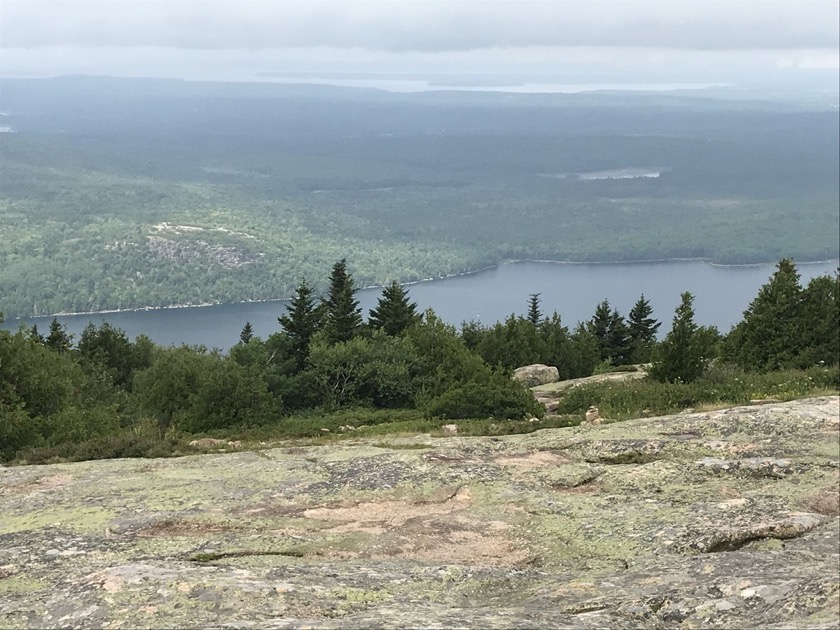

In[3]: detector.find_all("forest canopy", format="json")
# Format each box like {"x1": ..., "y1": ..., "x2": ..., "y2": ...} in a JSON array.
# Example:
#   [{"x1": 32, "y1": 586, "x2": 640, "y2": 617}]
[{"x1": 0, "y1": 78, "x2": 837, "y2": 319}]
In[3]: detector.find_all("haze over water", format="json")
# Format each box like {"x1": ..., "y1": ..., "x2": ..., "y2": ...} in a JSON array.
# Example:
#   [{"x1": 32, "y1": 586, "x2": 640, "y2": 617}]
[{"x1": 5, "y1": 260, "x2": 837, "y2": 350}]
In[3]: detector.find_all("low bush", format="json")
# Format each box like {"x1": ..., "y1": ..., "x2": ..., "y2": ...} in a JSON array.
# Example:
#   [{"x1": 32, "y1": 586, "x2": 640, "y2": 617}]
[
  {"x1": 554, "y1": 365, "x2": 839, "y2": 420},
  {"x1": 13, "y1": 429, "x2": 186, "y2": 465}
]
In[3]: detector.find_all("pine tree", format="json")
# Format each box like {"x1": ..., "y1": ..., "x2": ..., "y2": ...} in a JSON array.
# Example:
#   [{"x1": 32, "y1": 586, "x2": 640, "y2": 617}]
[
  {"x1": 278, "y1": 280, "x2": 323, "y2": 369},
  {"x1": 369, "y1": 280, "x2": 419, "y2": 336},
  {"x1": 323, "y1": 259, "x2": 363, "y2": 344},
  {"x1": 650, "y1": 292, "x2": 705, "y2": 383},
  {"x1": 527, "y1": 293, "x2": 543, "y2": 326},
  {"x1": 45, "y1": 318, "x2": 72, "y2": 354},
  {"x1": 239, "y1": 322, "x2": 254, "y2": 344},
  {"x1": 628, "y1": 294, "x2": 661, "y2": 363}
]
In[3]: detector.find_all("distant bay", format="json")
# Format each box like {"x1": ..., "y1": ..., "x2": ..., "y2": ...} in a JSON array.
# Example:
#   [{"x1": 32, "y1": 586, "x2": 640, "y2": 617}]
[{"x1": 4, "y1": 260, "x2": 837, "y2": 350}]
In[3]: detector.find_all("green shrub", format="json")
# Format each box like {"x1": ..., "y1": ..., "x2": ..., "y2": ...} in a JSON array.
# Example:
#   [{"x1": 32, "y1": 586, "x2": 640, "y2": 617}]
[
  {"x1": 554, "y1": 366, "x2": 839, "y2": 420},
  {"x1": 13, "y1": 429, "x2": 186, "y2": 465},
  {"x1": 424, "y1": 372, "x2": 544, "y2": 420}
]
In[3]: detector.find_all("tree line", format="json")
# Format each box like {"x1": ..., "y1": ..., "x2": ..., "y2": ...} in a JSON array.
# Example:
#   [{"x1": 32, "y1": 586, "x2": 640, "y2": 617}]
[{"x1": 1, "y1": 258, "x2": 837, "y2": 462}]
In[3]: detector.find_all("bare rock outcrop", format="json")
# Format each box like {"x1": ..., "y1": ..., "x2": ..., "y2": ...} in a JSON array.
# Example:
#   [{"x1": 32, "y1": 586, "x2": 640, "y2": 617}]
[
  {"x1": 513, "y1": 364, "x2": 559, "y2": 388},
  {"x1": 1, "y1": 397, "x2": 838, "y2": 629}
]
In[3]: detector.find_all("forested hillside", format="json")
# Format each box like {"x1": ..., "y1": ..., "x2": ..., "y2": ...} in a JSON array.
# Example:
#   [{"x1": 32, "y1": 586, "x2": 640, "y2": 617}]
[{"x1": 0, "y1": 77, "x2": 837, "y2": 318}]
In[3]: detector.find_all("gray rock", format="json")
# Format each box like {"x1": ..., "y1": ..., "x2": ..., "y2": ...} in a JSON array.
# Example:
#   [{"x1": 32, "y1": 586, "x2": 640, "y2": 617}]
[
  {"x1": 513, "y1": 364, "x2": 560, "y2": 388},
  {"x1": 1, "y1": 396, "x2": 838, "y2": 629}
]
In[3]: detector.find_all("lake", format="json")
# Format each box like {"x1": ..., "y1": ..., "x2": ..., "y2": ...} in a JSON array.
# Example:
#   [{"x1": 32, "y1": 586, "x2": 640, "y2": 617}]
[{"x1": 4, "y1": 260, "x2": 837, "y2": 350}]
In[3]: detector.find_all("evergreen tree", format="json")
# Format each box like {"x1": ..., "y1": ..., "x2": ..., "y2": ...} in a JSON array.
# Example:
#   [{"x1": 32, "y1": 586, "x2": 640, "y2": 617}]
[
  {"x1": 472, "y1": 315, "x2": 546, "y2": 370},
  {"x1": 567, "y1": 323, "x2": 601, "y2": 378},
  {"x1": 628, "y1": 294, "x2": 661, "y2": 363},
  {"x1": 795, "y1": 271, "x2": 839, "y2": 366},
  {"x1": 527, "y1": 293, "x2": 543, "y2": 326},
  {"x1": 278, "y1": 280, "x2": 323, "y2": 369},
  {"x1": 459, "y1": 320, "x2": 484, "y2": 351},
  {"x1": 45, "y1": 318, "x2": 72, "y2": 354},
  {"x1": 323, "y1": 259, "x2": 362, "y2": 344},
  {"x1": 369, "y1": 280, "x2": 419, "y2": 336},
  {"x1": 725, "y1": 258, "x2": 803, "y2": 370},
  {"x1": 29, "y1": 324, "x2": 45, "y2": 344},
  {"x1": 537, "y1": 312, "x2": 583, "y2": 380},
  {"x1": 650, "y1": 292, "x2": 705, "y2": 383},
  {"x1": 77, "y1": 322, "x2": 137, "y2": 388},
  {"x1": 587, "y1": 300, "x2": 631, "y2": 365},
  {"x1": 239, "y1": 322, "x2": 254, "y2": 344}
]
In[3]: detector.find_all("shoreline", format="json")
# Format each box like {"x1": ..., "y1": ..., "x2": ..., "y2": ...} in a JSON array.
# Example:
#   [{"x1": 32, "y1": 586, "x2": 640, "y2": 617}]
[{"x1": 8, "y1": 256, "x2": 839, "y2": 322}]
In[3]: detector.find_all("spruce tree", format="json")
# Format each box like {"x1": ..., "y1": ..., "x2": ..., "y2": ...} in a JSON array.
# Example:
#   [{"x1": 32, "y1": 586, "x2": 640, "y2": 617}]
[
  {"x1": 726, "y1": 258, "x2": 803, "y2": 370},
  {"x1": 29, "y1": 324, "x2": 45, "y2": 344},
  {"x1": 239, "y1": 322, "x2": 254, "y2": 344},
  {"x1": 45, "y1": 318, "x2": 72, "y2": 354},
  {"x1": 588, "y1": 299, "x2": 613, "y2": 358},
  {"x1": 587, "y1": 300, "x2": 631, "y2": 365},
  {"x1": 527, "y1": 293, "x2": 543, "y2": 326},
  {"x1": 77, "y1": 322, "x2": 136, "y2": 388},
  {"x1": 650, "y1": 292, "x2": 705, "y2": 383},
  {"x1": 369, "y1": 280, "x2": 419, "y2": 336},
  {"x1": 278, "y1": 280, "x2": 323, "y2": 369},
  {"x1": 323, "y1": 259, "x2": 363, "y2": 344},
  {"x1": 792, "y1": 271, "x2": 839, "y2": 367},
  {"x1": 628, "y1": 294, "x2": 661, "y2": 363}
]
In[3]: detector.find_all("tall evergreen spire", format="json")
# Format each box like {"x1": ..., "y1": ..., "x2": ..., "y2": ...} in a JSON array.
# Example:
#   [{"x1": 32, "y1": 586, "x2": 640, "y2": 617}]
[
  {"x1": 278, "y1": 280, "x2": 323, "y2": 368},
  {"x1": 324, "y1": 259, "x2": 362, "y2": 344},
  {"x1": 369, "y1": 280, "x2": 419, "y2": 336}
]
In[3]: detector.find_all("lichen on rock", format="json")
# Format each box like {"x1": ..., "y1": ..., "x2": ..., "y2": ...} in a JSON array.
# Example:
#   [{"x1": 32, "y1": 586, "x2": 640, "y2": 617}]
[{"x1": 1, "y1": 397, "x2": 838, "y2": 628}]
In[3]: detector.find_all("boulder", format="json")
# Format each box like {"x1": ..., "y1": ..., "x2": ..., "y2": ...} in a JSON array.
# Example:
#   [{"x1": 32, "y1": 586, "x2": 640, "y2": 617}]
[
  {"x1": 513, "y1": 364, "x2": 560, "y2": 388},
  {"x1": 188, "y1": 438, "x2": 226, "y2": 448},
  {"x1": 441, "y1": 424, "x2": 459, "y2": 436},
  {"x1": 584, "y1": 406, "x2": 602, "y2": 424}
]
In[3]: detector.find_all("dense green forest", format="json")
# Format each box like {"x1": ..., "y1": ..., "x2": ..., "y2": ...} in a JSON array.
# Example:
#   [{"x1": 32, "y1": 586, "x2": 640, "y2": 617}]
[
  {"x1": 0, "y1": 77, "x2": 837, "y2": 318},
  {"x1": 1, "y1": 259, "x2": 837, "y2": 465}
]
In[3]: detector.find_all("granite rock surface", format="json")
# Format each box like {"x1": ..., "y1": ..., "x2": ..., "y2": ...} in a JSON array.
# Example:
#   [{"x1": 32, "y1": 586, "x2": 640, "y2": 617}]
[{"x1": 1, "y1": 397, "x2": 838, "y2": 629}]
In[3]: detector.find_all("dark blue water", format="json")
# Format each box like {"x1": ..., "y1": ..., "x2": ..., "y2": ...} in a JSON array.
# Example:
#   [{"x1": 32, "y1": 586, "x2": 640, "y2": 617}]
[{"x1": 4, "y1": 260, "x2": 837, "y2": 350}]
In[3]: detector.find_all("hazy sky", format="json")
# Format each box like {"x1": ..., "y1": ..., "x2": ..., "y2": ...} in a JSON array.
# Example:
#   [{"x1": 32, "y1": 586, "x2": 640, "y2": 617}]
[{"x1": 1, "y1": 0, "x2": 838, "y2": 85}]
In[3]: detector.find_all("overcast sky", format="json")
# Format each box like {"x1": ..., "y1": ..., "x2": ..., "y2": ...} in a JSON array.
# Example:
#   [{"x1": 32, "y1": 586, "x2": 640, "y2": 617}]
[{"x1": 1, "y1": 0, "x2": 838, "y2": 86}]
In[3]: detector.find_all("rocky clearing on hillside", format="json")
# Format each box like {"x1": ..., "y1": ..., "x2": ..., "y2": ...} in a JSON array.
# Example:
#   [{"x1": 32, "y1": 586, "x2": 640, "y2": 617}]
[{"x1": 1, "y1": 397, "x2": 839, "y2": 629}]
